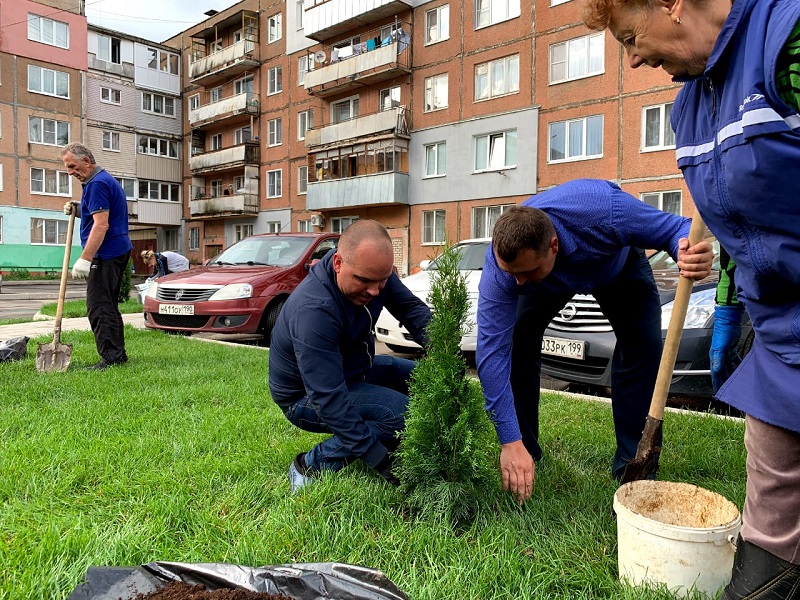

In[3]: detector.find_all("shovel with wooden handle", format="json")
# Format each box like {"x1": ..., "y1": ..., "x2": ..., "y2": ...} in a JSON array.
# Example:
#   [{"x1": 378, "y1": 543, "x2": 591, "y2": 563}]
[
  {"x1": 620, "y1": 213, "x2": 707, "y2": 484},
  {"x1": 36, "y1": 209, "x2": 76, "y2": 373}
]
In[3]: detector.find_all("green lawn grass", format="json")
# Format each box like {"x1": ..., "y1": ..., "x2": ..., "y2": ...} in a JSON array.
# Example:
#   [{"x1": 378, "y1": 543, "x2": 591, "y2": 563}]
[
  {"x1": 0, "y1": 327, "x2": 747, "y2": 599},
  {"x1": 37, "y1": 298, "x2": 143, "y2": 319}
]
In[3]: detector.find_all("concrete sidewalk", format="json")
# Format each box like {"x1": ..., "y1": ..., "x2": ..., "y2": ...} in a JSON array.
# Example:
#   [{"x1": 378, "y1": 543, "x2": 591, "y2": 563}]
[{"x1": 0, "y1": 312, "x2": 145, "y2": 341}]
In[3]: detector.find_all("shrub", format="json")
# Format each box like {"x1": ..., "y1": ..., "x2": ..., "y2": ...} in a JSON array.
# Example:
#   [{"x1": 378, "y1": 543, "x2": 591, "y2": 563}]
[
  {"x1": 396, "y1": 243, "x2": 500, "y2": 528},
  {"x1": 118, "y1": 259, "x2": 132, "y2": 303}
]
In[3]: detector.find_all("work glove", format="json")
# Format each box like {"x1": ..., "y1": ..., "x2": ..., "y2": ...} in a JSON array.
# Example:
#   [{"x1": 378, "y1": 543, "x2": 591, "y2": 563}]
[
  {"x1": 709, "y1": 304, "x2": 745, "y2": 393},
  {"x1": 71, "y1": 258, "x2": 92, "y2": 280},
  {"x1": 63, "y1": 201, "x2": 78, "y2": 216}
]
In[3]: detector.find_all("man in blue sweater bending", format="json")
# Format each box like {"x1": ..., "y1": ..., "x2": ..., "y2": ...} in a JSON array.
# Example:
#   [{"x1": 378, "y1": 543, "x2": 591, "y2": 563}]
[
  {"x1": 477, "y1": 179, "x2": 713, "y2": 504},
  {"x1": 269, "y1": 220, "x2": 431, "y2": 491}
]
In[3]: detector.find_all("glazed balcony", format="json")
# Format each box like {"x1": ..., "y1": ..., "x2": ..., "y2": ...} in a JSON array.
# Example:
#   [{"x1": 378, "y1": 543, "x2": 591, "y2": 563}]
[
  {"x1": 305, "y1": 106, "x2": 410, "y2": 149},
  {"x1": 190, "y1": 184, "x2": 259, "y2": 220},
  {"x1": 306, "y1": 173, "x2": 409, "y2": 210},
  {"x1": 189, "y1": 92, "x2": 259, "y2": 129},
  {"x1": 189, "y1": 40, "x2": 259, "y2": 86},
  {"x1": 302, "y1": 0, "x2": 412, "y2": 42},
  {"x1": 189, "y1": 143, "x2": 260, "y2": 174},
  {"x1": 128, "y1": 199, "x2": 182, "y2": 226}
]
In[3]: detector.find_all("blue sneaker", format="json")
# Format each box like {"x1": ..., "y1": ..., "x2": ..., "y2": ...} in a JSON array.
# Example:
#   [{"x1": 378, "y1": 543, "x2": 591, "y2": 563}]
[{"x1": 288, "y1": 453, "x2": 315, "y2": 493}]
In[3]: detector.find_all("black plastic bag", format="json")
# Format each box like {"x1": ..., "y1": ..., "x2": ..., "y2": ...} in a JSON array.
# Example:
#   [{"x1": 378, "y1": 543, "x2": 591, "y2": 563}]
[
  {"x1": 67, "y1": 561, "x2": 408, "y2": 600},
  {"x1": 0, "y1": 336, "x2": 29, "y2": 363}
]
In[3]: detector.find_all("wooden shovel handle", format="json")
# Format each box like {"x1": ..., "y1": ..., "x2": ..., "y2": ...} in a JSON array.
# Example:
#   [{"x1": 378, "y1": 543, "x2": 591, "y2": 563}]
[
  {"x1": 53, "y1": 210, "x2": 76, "y2": 344},
  {"x1": 648, "y1": 213, "x2": 707, "y2": 420}
]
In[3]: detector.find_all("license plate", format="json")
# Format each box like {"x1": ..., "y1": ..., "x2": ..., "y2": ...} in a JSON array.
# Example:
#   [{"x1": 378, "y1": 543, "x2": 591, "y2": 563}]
[
  {"x1": 542, "y1": 336, "x2": 585, "y2": 360},
  {"x1": 158, "y1": 304, "x2": 194, "y2": 316}
]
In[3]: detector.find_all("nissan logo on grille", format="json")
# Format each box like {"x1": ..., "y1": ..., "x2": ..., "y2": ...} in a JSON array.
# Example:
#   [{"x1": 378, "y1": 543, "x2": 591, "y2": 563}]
[
  {"x1": 175, "y1": 289, "x2": 184, "y2": 301},
  {"x1": 559, "y1": 303, "x2": 577, "y2": 321}
]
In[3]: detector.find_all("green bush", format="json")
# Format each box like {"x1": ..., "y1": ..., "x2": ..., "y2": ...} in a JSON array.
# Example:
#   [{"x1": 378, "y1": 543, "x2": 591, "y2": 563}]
[
  {"x1": 6, "y1": 268, "x2": 31, "y2": 280},
  {"x1": 396, "y1": 243, "x2": 500, "y2": 528},
  {"x1": 118, "y1": 259, "x2": 133, "y2": 303}
]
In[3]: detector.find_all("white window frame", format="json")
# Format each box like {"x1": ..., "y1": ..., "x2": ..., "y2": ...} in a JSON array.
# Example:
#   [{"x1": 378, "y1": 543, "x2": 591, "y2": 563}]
[
  {"x1": 138, "y1": 135, "x2": 179, "y2": 159},
  {"x1": 331, "y1": 216, "x2": 358, "y2": 234},
  {"x1": 549, "y1": 33, "x2": 605, "y2": 84},
  {"x1": 113, "y1": 176, "x2": 135, "y2": 198},
  {"x1": 188, "y1": 94, "x2": 200, "y2": 111},
  {"x1": 30, "y1": 217, "x2": 69, "y2": 245},
  {"x1": 548, "y1": 115, "x2": 604, "y2": 163},
  {"x1": 475, "y1": 0, "x2": 520, "y2": 29},
  {"x1": 210, "y1": 133, "x2": 223, "y2": 151},
  {"x1": 145, "y1": 47, "x2": 179, "y2": 75},
  {"x1": 424, "y1": 73, "x2": 448, "y2": 112},
  {"x1": 28, "y1": 14, "x2": 69, "y2": 49},
  {"x1": 641, "y1": 103, "x2": 676, "y2": 151},
  {"x1": 380, "y1": 86, "x2": 401, "y2": 111},
  {"x1": 472, "y1": 204, "x2": 514, "y2": 238},
  {"x1": 234, "y1": 224, "x2": 254, "y2": 242},
  {"x1": 475, "y1": 54, "x2": 520, "y2": 101},
  {"x1": 234, "y1": 74, "x2": 254, "y2": 95},
  {"x1": 331, "y1": 96, "x2": 359, "y2": 123},
  {"x1": 234, "y1": 126, "x2": 252, "y2": 145},
  {"x1": 138, "y1": 180, "x2": 180, "y2": 202},
  {"x1": 268, "y1": 14, "x2": 283, "y2": 43},
  {"x1": 189, "y1": 227, "x2": 200, "y2": 250},
  {"x1": 28, "y1": 65, "x2": 69, "y2": 99},
  {"x1": 642, "y1": 190, "x2": 682, "y2": 215},
  {"x1": 424, "y1": 141, "x2": 446, "y2": 178},
  {"x1": 298, "y1": 165, "x2": 308, "y2": 194},
  {"x1": 102, "y1": 131, "x2": 120, "y2": 152},
  {"x1": 425, "y1": 5, "x2": 450, "y2": 45},
  {"x1": 422, "y1": 209, "x2": 446, "y2": 245},
  {"x1": 267, "y1": 169, "x2": 282, "y2": 198},
  {"x1": 268, "y1": 66, "x2": 283, "y2": 95},
  {"x1": 268, "y1": 118, "x2": 282, "y2": 146},
  {"x1": 267, "y1": 221, "x2": 282, "y2": 233},
  {"x1": 298, "y1": 110, "x2": 313, "y2": 140},
  {"x1": 100, "y1": 86, "x2": 121, "y2": 105},
  {"x1": 97, "y1": 34, "x2": 121, "y2": 63},
  {"x1": 29, "y1": 116, "x2": 69, "y2": 146},
  {"x1": 234, "y1": 176, "x2": 246, "y2": 192},
  {"x1": 30, "y1": 168, "x2": 71, "y2": 196},
  {"x1": 297, "y1": 1, "x2": 305, "y2": 30},
  {"x1": 298, "y1": 219, "x2": 312, "y2": 232},
  {"x1": 298, "y1": 54, "x2": 314, "y2": 86},
  {"x1": 141, "y1": 92, "x2": 175, "y2": 117},
  {"x1": 210, "y1": 86, "x2": 223, "y2": 103},
  {"x1": 474, "y1": 130, "x2": 517, "y2": 172}
]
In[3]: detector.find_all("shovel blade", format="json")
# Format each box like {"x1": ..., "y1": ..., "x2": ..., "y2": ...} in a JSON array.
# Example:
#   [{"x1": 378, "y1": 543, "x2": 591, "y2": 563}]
[
  {"x1": 620, "y1": 416, "x2": 663, "y2": 484},
  {"x1": 36, "y1": 341, "x2": 73, "y2": 372}
]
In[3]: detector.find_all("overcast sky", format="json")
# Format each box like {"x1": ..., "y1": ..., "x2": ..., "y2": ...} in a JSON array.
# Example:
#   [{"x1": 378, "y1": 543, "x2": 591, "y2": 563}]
[{"x1": 85, "y1": 0, "x2": 239, "y2": 43}]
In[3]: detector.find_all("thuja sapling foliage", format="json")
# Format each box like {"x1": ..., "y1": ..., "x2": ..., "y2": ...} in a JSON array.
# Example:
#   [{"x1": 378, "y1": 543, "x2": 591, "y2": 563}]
[{"x1": 395, "y1": 242, "x2": 500, "y2": 527}]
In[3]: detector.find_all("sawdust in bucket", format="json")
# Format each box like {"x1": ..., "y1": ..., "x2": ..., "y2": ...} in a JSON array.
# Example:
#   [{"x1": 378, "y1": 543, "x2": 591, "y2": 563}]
[{"x1": 613, "y1": 480, "x2": 741, "y2": 598}]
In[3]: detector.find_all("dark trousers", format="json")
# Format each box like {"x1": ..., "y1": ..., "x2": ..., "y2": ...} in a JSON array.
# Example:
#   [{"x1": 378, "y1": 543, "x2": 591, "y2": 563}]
[
  {"x1": 86, "y1": 251, "x2": 130, "y2": 364},
  {"x1": 510, "y1": 248, "x2": 662, "y2": 479}
]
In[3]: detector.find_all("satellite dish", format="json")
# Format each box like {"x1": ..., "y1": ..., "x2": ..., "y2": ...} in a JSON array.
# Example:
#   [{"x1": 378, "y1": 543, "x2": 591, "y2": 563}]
[{"x1": 314, "y1": 50, "x2": 327, "y2": 64}]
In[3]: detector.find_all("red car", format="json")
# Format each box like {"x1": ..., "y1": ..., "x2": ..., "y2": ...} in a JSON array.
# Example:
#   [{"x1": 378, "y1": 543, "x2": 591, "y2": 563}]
[{"x1": 142, "y1": 233, "x2": 339, "y2": 344}]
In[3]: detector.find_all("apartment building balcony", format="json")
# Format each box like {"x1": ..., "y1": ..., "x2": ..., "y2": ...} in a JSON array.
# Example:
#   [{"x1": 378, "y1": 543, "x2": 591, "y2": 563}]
[
  {"x1": 189, "y1": 143, "x2": 260, "y2": 174},
  {"x1": 305, "y1": 106, "x2": 410, "y2": 149},
  {"x1": 303, "y1": 0, "x2": 412, "y2": 42},
  {"x1": 306, "y1": 173, "x2": 409, "y2": 210},
  {"x1": 128, "y1": 199, "x2": 182, "y2": 226},
  {"x1": 190, "y1": 185, "x2": 259, "y2": 220},
  {"x1": 304, "y1": 25, "x2": 411, "y2": 97},
  {"x1": 189, "y1": 40, "x2": 259, "y2": 86},
  {"x1": 189, "y1": 92, "x2": 259, "y2": 129}
]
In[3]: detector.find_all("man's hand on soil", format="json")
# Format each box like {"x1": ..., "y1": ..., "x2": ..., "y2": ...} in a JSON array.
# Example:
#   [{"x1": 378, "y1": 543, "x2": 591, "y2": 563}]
[{"x1": 500, "y1": 440, "x2": 535, "y2": 505}]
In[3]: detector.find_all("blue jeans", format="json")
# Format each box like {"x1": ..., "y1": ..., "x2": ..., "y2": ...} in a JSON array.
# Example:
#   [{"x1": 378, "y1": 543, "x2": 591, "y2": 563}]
[{"x1": 284, "y1": 355, "x2": 416, "y2": 472}]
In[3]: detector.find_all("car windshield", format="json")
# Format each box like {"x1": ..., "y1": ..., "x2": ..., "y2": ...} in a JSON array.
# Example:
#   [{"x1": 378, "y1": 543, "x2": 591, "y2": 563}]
[
  {"x1": 209, "y1": 236, "x2": 314, "y2": 267},
  {"x1": 426, "y1": 241, "x2": 489, "y2": 271},
  {"x1": 648, "y1": 238, "x2": 720, "y2": 271}
]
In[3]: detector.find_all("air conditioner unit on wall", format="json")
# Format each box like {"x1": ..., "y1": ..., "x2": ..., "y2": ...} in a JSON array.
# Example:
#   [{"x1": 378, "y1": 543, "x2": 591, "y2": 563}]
[{"x1": 310, "y1": 214, "x2": 324, "y2": 227}]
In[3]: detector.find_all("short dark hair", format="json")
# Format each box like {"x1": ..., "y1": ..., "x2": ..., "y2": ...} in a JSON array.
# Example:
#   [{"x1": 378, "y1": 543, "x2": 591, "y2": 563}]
[
  {"x1": 338, "y1": 219, "x2": 392, "y2": 261},
  {"x1": 492, "y1": 206, "x2": 556, "y2": 263}
]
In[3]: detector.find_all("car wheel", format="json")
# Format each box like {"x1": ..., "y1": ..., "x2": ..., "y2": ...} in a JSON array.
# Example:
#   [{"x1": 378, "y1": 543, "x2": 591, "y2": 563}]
[{"x1": 258, "y1": 299, "x2": 285, "y2": 347}]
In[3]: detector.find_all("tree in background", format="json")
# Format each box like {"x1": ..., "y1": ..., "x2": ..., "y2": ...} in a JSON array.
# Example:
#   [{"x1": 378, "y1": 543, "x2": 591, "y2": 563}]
[
  {"x1": 118, "y1": 259, "x2": 132, "y2": 304},
  {"x1": 395, "y1": 243, "x2": 499, "y2": 528}
]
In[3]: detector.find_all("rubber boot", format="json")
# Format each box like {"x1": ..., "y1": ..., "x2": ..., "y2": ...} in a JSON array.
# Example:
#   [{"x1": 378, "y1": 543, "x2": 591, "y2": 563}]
[{"x1": 722, "y1": 535, "x2": 800, "y2": 599}]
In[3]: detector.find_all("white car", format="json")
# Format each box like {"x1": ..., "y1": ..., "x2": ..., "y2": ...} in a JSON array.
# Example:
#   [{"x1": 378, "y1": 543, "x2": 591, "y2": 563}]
[{"x1": 375, "y1": 238, "x2": 490, "y2": 353}]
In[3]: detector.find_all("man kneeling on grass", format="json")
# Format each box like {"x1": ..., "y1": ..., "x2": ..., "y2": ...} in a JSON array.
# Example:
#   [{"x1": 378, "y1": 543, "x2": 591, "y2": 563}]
[{"x1": 268, "y1": 220, "x2": 431, "y2": 492}]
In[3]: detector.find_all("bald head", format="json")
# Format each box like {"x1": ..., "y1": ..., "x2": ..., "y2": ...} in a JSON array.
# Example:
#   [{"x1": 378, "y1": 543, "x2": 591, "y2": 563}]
[
  {"x1": 338, "y1": 219, "x2": 393, "y2": 261},
  {"x1": 333, "y1": 220, "x2": 395, "y2": 306}
]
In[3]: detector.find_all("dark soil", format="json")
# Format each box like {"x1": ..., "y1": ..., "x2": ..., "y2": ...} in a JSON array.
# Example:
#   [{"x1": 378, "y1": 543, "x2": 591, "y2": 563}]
[{"x1": 129, "y1": 581, "x2": 292, "y2": 600}]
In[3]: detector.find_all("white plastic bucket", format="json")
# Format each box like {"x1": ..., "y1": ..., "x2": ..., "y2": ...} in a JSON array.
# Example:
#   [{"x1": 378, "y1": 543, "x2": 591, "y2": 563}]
[{"x1": 614, "y1": 480, "x2": 741, "y2": 598}]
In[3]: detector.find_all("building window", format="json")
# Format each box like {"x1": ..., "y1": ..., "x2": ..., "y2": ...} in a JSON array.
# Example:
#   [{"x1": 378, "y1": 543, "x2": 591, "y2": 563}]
[
  {"x1": 97, "y1": 35, "x2": 121, "y2": 63},
  {"x1": 642, "y1": 190, "x2": 682, "y2": 215},
  {"x1": 138, "y1": 135, "x2": 179, "y2": 158},
  {"x1": 163, "y1": 229, "x2": 179, "y2": 251},
  {"x1": 426, "y1": 5, "x2": 450, "y2": 44},
  {"x1": 146, "y1": 47, "x2": 179, "y2": 74},
  {"x1": 268, "y1": 66, "x2": 283, "y2": 95},
  {"x1": 28, "y1": 14, "x2": 69, "y2": 48},
  {"x1": 548, "y1": 115, "x2": 603, "y2": 162},
  {"x1": 380, "y1": 86, "x2": 401, "y2": 111},
  {"x1": 642, "y1": 103, "x2": 675, "y2": 150},
  {"x1": 234, "y1": 75, "x2": 254, "y2": 95},
  {"x1": 298, "y1": 219, "x2": 312, "y2": 232},
  {"x1": 475, "y1": 54, "x2": 519, "y2": 101},
  {"x1": 424, "y1": 74, "x2": 448, "y2": 112},
  {"x1": 268, "y1": 118, "x2": 282, "y2": 146},
  {"x1": 141, "y1": 92, "x2": 175, "y2": 117},
  {"x1": 31, "y1": 168, "x2": 70, "y2": 196},
  {"x1": 113, "y1": 176, "x2": 135, "y2": 198},
  {"x1": 102, "y1": 131, "x2": 120, "y2": 152},
  {"x1": 234, "y1": 126, "x2": 251, "y2": 145},
  {"x1": 475, "y1": 130, "x2": 517, "y2": 171},
  {"x1": 210, "y1": 87, "x2": 223, "y2": 103},
  {"x1": 139, "y1": 180, "x2": 180, "y2": 201},
  {"x1": 424, "y1": 142, "x2": 446, "y2": 177},
  {"x1": 549, "y1": 33, "x2": 604, "y2": 83},
  {"x1": 298, "y1": 54, "x2": 314, "y2": 85},
  {"x1": 473, "y1": 204, "x2": 513, "y2": 238},
  {"x1": 28, "y1": 65, "x2": 69, "y2": 98},
  {"x1": 476, "y1": 0, "x2": 520, "y2": 28},
  {"x1": 30, "y1": 217, "x2": 68, "y2": 244},
  {"x1": 331, "y1": 97, "x2": 358, "y2": 123},
  {"x1": 188, "y1": 94, "x2": 200, "y2": 111},
  {"x1": 267, "y1": 221, "x2": 282, "y2": 233},
  {"x1": 235, "y1": 224, "x2": 254, "y2": 242},
  {"x1": 331, "y1": 216, "x2": 358, "y2": 233},
  {"x1": 234, "y1": 176, "x2": 245, "y2": 192},
  {"x1": 298, "y1": 165, "x2": 308, "y2": 194},
  {"x1": 422, "y1": 210, "x2": 446, "y2": 244},
  {"x1": 297, "y1": 1, "x2": 305, "y2": 30},
  {"x1": 267, "y1": 170, "x2": 282, "y2": 198},
  {"x1": 268, "y1": 14, "x2": 282, "y2": 43},
  {"x1": 298, "y1": 110, "x2": 313, "y2": 140},
  {"x1": 208, "y1": 180, "x2": 223, "y2": 198},
  {"x1": 101, "y1": 86, "x2": 121, "y2": 104},
  {"x1": 210, "y1": 133, "x2": 222, "y2": 151},
  {"x1": 29, "y1": 117, "x2": 69, "y2": 146},
  {"x1": 189, "y1": 227, "x2": 200, "y2": 250}
]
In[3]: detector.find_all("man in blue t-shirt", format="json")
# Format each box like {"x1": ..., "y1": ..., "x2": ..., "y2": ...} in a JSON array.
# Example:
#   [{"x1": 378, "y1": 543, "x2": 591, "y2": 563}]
[
  {"x1": 61, "y1": 143, "x2": 133, "y2": 370},
  {"x1": 477, "y1": 179, "x2": 713, "y2": 504}
]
